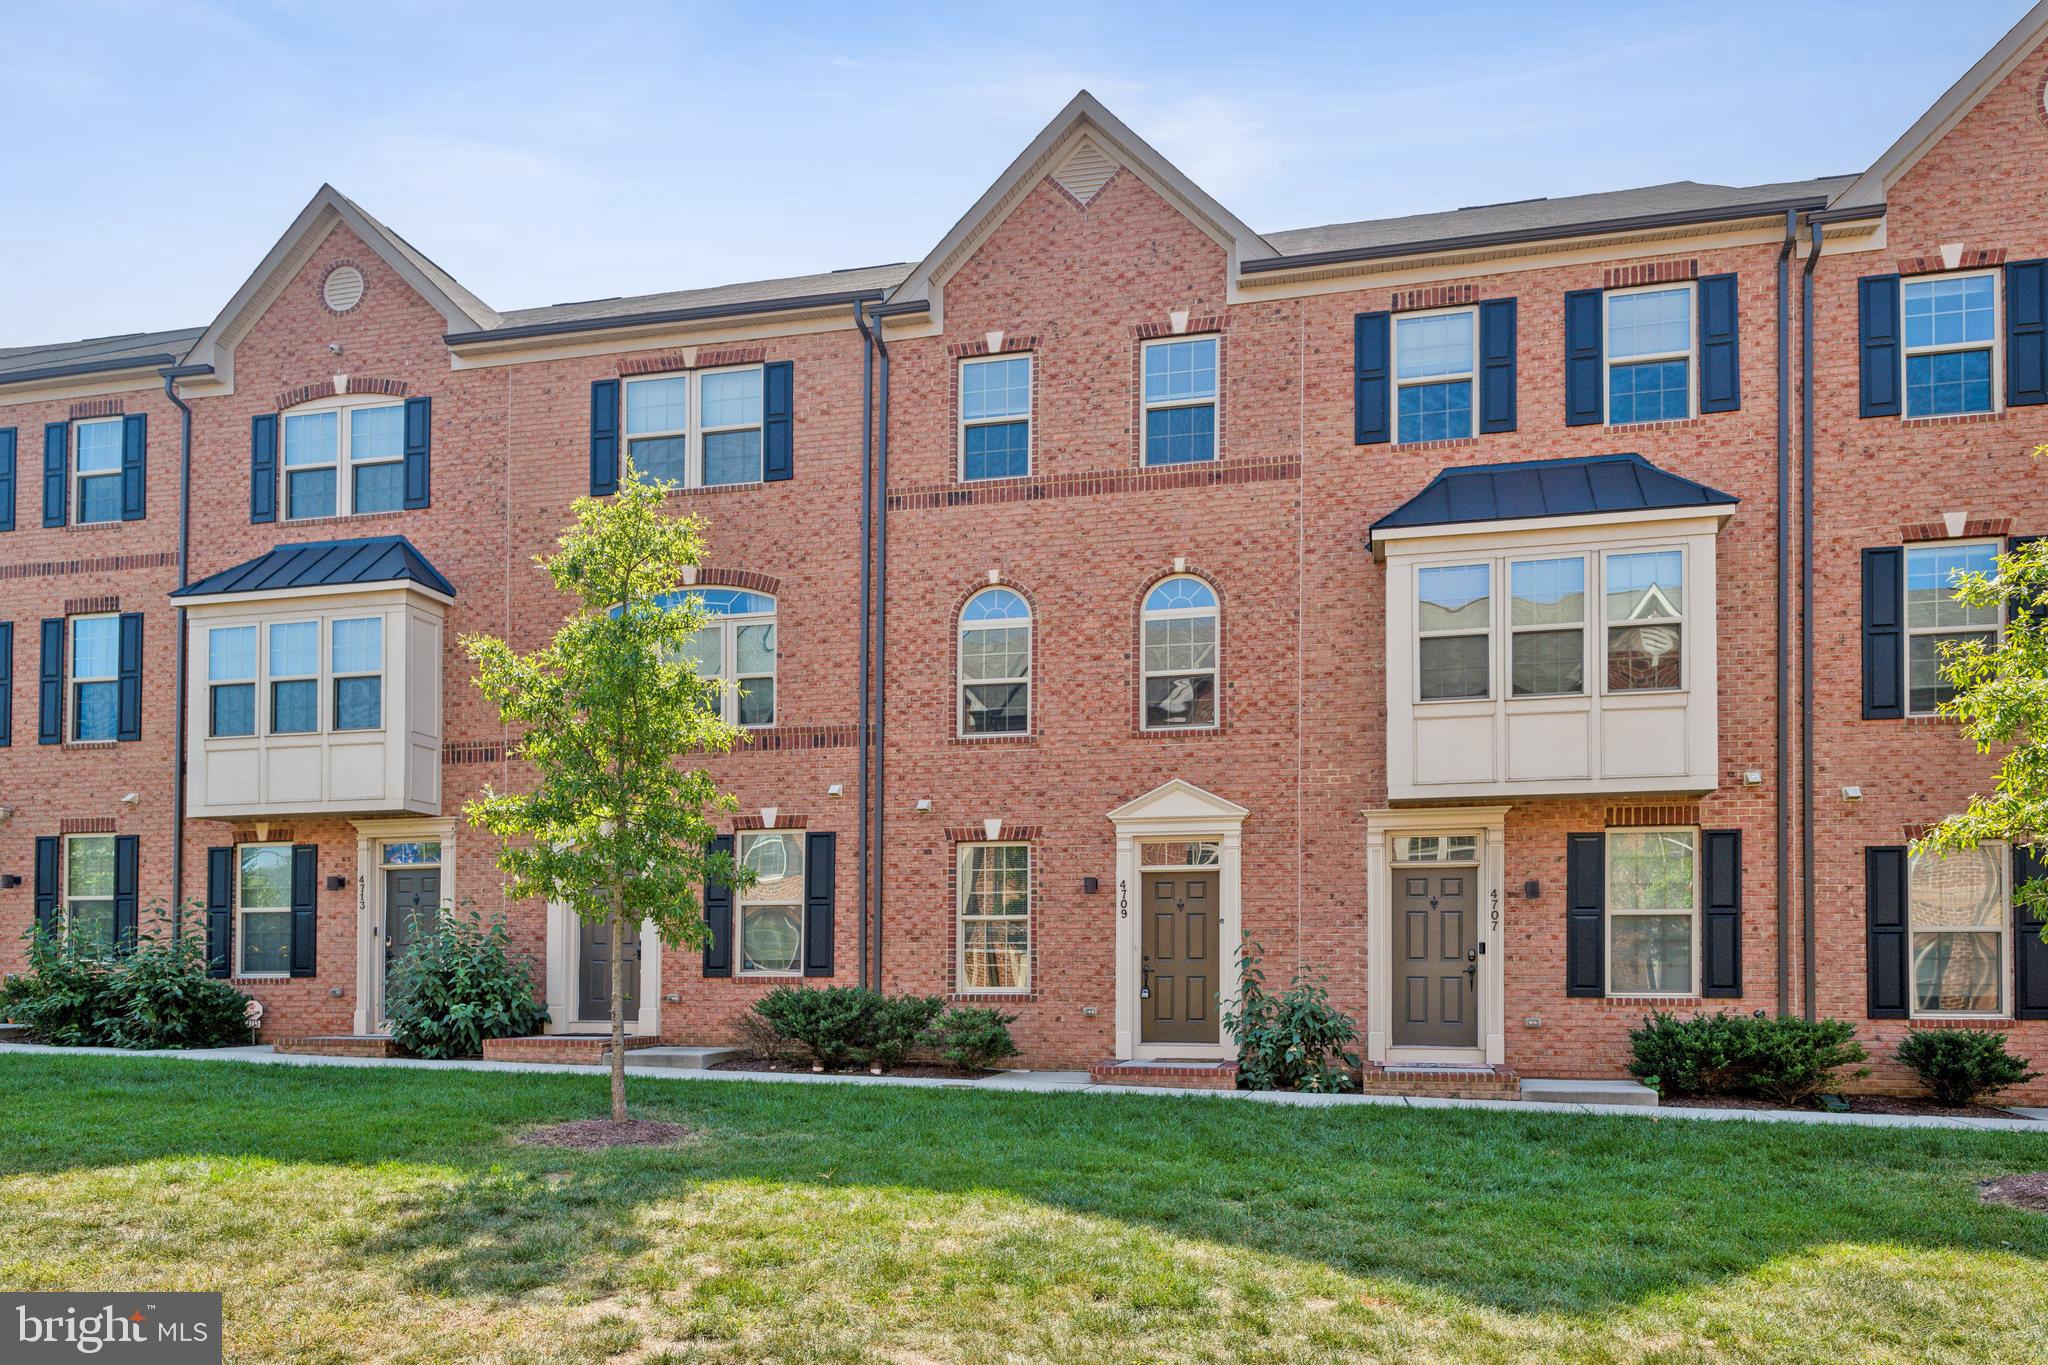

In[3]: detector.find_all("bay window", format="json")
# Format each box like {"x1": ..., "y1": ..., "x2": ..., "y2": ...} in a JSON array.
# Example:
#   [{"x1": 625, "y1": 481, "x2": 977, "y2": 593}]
[
  {"x1": 1509, "y1": 556, "x2": 1586, "y2": 697},
  {"x1": 331, "y1": 618, "x2": 383, "y2": 731},
  {"x1": 1605, "y1": 550, "x2": 1684, "y2": 691},
  {"x1": 209, "y1": 625, "x2": 257, "y2": 738},
  {"x1": 269, "y1": 622, "x2": 318, "y2": 734},
  {"x1": 1417, "y1": 564, "x2": 1490, "y2": 700}
]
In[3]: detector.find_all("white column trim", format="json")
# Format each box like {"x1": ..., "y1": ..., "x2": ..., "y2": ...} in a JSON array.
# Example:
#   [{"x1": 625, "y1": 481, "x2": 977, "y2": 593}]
[{"x1": 1362, "y1": 806, "x2": 1510, "y2": 1066}]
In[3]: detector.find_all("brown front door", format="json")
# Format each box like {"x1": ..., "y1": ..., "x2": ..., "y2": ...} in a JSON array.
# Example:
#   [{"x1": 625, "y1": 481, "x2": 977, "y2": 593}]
[
  {"x1": 1393, "y1": 868, "x2": 1479, "y2": 1048},
  {"x1": 1141, "y1": 871, "x2": 1221, "y2": 1044},
  {"x1": 578, "y1": 915, "x2": 641, "y2": 1023}
]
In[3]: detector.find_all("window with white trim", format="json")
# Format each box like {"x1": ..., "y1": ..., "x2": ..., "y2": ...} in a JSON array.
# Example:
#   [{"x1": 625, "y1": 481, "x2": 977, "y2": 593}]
[
  {"x1": 960, "y1": 354, "x2": 1032, "y2": 480},
  {"x1": 65, "y1": 834, "x2": 116, "y2": 953},
  {"x1": 665, "y1": 589, "x2": 776, "y2": 727},
  {"x1": 1605, "y1": 550, "x2": 1684, "y2": 692},
  {"x1": 959, "y1": 588, "x2": 1030, "y2": 735},
  {"x1": 958, "y1": 842, "x2": 1029, "y2": 992},
  {"x1": 1416, "y1": 563, "x2": 1490, "y2": 700},
  {"x1": 268, "y1": 621, "x2": 318, "y2": 734},
  {"x1": 283, "y1": 402, "x2": 405, "y2": 519},
  {"x1": 1906, "y1": 541, "x2": 2002, "y2": 715},
  {"x1": 69, "y1": 614, "x2": 119, "y2": 741},
  {"x1": 236, "y1": 843, "x2": 292, "y2": 977},
  {"x1": 1903, "y1": 272, "x2": 1998, "y2": 418},
  {"x1": 1509, "y1": 556, "x2": 1586, "y2": 696},
  {"x1": 1141, "y1": 576, "x2": 1218, "y2": 730},
  {"x1": 331, "y1": 618, "x2": 383, "y2": 731},
  {"x1": 72, "y1": 418, "x2": 123, "y2": 525},
  {"x1": 208, "y1": 625, "x2": 257, "y2": 738},
  {"x1": 623, "y1": 367, "x2": 765, "y2": 489},
  {"x1": 1606, "y1": 828, "x2": 1698, "y2": 996},
  {"x1": 1606, "y1": 284, "x2": 1694, "y2": 424},
  {"x1": 738, "y1": 830, "x2": 804, "y2": 975},
  {"x1": 1909, "y1": 844, "x2": 2008, "y2": 1016},
  {"x1": 1142, "y1": 337, "x2": 1217, "y2": 465},
  {"x1": 1394, "y1": 309, "x2": 1475, "y2": 443}
]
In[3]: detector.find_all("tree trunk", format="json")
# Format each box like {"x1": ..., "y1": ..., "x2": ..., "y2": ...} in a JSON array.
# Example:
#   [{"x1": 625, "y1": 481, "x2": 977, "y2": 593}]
[{"x1": 609, "y1": 902, "x2": 627, "y2": 1122}]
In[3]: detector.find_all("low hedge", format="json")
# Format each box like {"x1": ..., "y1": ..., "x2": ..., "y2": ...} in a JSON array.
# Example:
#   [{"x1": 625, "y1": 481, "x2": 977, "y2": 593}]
[
  {"x1": 752, "y1": 986, "x2": 1017, "y2": 1072},
  {"x1": 1628, "y1": 1011, "x2": 1869, "y2": 1105}
]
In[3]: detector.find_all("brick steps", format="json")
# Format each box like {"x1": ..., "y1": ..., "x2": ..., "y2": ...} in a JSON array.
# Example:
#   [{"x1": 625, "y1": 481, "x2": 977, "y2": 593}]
[
  {"x1": 480, "y1": 1034, "x2": 662, "y2": 1065},
  {"x1": 1358, "y1": 1062, "x2": 1520, "y2": 1101},
  {"x1": 272, "y1": 1035, "x2": 408, "y2": 1059},
  {"x1": 1090, "y1": 1058, "x2": 1240, "y2": 1090},
  {"x1": 0, "y1": 1024, "x2": 31, "y2": 1043}
]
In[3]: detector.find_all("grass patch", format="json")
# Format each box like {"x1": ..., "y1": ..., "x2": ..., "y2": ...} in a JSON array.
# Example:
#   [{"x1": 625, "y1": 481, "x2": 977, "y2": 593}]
[{"x1": 1, "y1": 1053, "x2": 2044, "y2": 1361}]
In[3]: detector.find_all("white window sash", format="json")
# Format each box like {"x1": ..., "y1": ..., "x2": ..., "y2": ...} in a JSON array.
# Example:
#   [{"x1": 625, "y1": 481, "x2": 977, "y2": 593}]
[
  {"x1": 691, "y1": 608, "x2": 777, "y2": 728},
  {"x1": 1391, "y1": 306, "x2": 1478, "y2": 446},
  {"x1": 735, "y1": 831, "x2": 803, "y2": 978},
  {"x1": 958, "y1": 354, "x2": 1033, "y2": 479},
  {"x1": 957, "y1": 842, "x2": 1031, "y2": 994},
  {"x1": 281, "y1": 401, "x2": 406, "y2": 520},
  {"x1": 624, "y1": 365, "x2": 767, "y2": 491},
  {"x1": 1506, "y1": 554, "x2": 1588, "y2": 698},
  {"x1": 1415, "y1": 563, "x2": 1491, "y2": 703},
  {"x1": 71, "y1": 417, "x2": 124, "y2": 522},
  {"x1": 1903, "y1": 540, "x2": 2004, "y2": 715},
  {"x1": 1602, "y1": 283, "x2": 1696, "y2": 423},
  {"x1": 1902, "y1": 270, "x2": 2002, "y2": 363},
  {"x1": 1604, "y1": 827, "x2": 1701, "y2": 998},
  {"x1": 1140, "y1": 338, "x2": 1218, "y2": 463},
  {"x1": 237, "y1": 843, "x2": 293, "y2": 979},
  {"x1": 1907, "y1": 844, "x2": 2011, "y2": 1018},
  {"x1": 1140, "y1": 599, "x2": 1219, "y2": 732},
  {"x1": 63, "y1": 834, "x2": 114, "y2": 940},
  {"x1": 957, "y1": 622, "x2": 1031, "y2": 736}
]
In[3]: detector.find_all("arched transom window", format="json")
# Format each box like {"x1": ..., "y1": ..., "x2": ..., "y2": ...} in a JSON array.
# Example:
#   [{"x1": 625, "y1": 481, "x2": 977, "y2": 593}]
[
  {"x1": 959, "y1": 588, "x2": 1030, "y2": 735},
  {"x1": 656, "y1": 588, "x2": 777, "y2": 727},
  {"x1": 1141, "y1": 576, "x2": 1218, "y2": 730}
]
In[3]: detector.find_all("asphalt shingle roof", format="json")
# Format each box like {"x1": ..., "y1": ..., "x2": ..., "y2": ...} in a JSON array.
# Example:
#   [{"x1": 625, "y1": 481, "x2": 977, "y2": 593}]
[
  {"x1": 0, "y1": 327, "x2": 205, "y2": 381},
  {"x1": 172, "y1": 535, "x2": 455, "y2": 599},
  {"x1": 1370, "y1": 453, "x2": 1738, "y2": 538}
]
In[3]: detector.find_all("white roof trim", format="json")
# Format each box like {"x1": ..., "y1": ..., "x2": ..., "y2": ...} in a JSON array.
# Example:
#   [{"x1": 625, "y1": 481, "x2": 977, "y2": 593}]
[
  {"x1": 181, "y1": 185, "x2": 498, "y2": 390},
  {"x1": 178, "y1": 579, "x2": 454, "y2": 611},
  {"x1": 1833, "y1": 2, "x2": 2048, "y2": 209},
  {"x1": 1107, "y1": 777, "x2": 1250, "y2": 825},
  {"x1": 887, "y1": 92, "x2": 1276, "y2": 326}
]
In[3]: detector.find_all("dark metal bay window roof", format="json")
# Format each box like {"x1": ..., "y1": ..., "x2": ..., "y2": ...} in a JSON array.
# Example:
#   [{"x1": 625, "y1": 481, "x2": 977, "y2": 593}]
[
  {"x1": 171, "y1": 535, "x2": 455, "y2": 599},
  {"x1": 1369, "y1": 453, "x2": 1738, "y2": 544}
]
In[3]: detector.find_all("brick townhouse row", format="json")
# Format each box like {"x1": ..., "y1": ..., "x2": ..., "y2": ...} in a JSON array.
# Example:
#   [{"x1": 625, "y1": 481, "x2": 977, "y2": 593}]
[{"x1": 6, "y1": 8, "x2": 2048, "y2": 1097}]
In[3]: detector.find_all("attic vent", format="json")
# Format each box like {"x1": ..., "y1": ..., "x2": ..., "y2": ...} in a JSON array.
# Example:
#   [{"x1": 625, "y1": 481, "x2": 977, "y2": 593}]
[
  {"x1": 322, "y1": 265, "x2": 365, "y2": 314},
  {"x1": 1053, "y1": 137, "x2": 1118, "y2": 204}
]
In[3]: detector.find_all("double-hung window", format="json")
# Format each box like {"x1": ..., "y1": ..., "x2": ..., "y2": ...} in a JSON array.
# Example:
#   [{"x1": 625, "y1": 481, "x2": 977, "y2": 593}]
[
  {"x1": 268, "y1": 622, "x2": 319, "y2": 734},
  {"x1": 958, "y1": 843, "x2": 1030, "y2": 992},
  {"x1": 65, "y1": 834, "x2": 116, "y2": 953},
  {"x1": 1417, "y1": 564, "x2": 1490, "y2": 700},
  {"x1": 1908, "y1": 845, "x2": 2008, "y2": 1016},
  {"x1": 331, "y1": 618, "x2": 383, "y2": 731},
  {"x1": 1604, "y1": 550, "x2": 1684, "y2": 692},
  {"x1": 236, "y1": 843, "x2": 293, "y2": 977},
  {"x1": 737, "y1": 830, "x2": 804, "y2": 975},
  {"x1": 960, "y1": 355, "x2": 1032, "y2": 480},
  {"x1": 1606, "y1": 828, "x2": 1698, "y2": 996},
  {"x1": 208, "y1": 625, "x2": 257, "y2": 738},
  {"x1": 670, "y1": 589, "x2": 776, "y2": 727},
  {"x1": 1140, "y1": 576, "x2": 1218, "y2": 730},
  {"x1": 1903, "y1": 273, "x2": 1997, "y2": 417},
  {"x1": 1905, "y1": 541, "x2": 2001, "y2": 715},
  {"x1": 72, "y1": 418, "x2": 124, "y2": 524},
  {"x1": 623, "y1": 367, "x2": 766, "y2": 489},
  {"x1": 1142, "y1": 337, "x2": 1217, "y2": 465},
  {"x1": 959, "y1": 588, "x2": 1031, "y2": 735},
  {"x1": 1606, "y1": 285, "x2": 1694, "y2": 424},
  {"x1": 1394, "y1": 310, "x2": 1475, "y2": 443},
  {"x1": 283, "y1": 402, "x2": 406, "y2": 519},
  {"x1": 1509, "y1": 556, "x2": 1586, "y2": 697},
  {"x1": 69, "y1": 615, "x2": 119, "y2": 741}
]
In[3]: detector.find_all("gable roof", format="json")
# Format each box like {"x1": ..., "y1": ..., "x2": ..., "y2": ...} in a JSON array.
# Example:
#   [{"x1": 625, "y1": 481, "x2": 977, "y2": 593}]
[
  {"x1": 172, "y1": 535, "x2": 455, "y2": 600},
  {"x1": 0, "y1": 326, "x2": 203, "y2": 388},
  {"x1": 1369, "y1": 453, "x2": 1737, "y2": 541},
  {"x1": 448, "y1": 261, "x2": 912, "y2": 344},
  {"x1": 1833, "y1": 1, "x2": 2048, "y2": 210}
]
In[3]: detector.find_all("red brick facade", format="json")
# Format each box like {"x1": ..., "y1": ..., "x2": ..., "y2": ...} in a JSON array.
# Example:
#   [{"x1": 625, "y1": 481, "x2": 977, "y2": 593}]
[{"x1": 5, "y1": 32, "x2": 2048, "y2": 1100}]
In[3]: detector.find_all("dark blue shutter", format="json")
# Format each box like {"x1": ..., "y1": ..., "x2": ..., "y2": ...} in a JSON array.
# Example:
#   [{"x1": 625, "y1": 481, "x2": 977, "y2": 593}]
[
  {"x1": 1564, "y1": 289, "x2": 1604, "y2": 426},
  {"x1": 1352, "y1": 312, "x2": 1391, "y2": 445},
  {"x1": 115, "y1": 612, "x2": 143, "y2": 742},
  {"x1": 403, "y1": 396, "x2": 431, "y2": 509},
  {"x1": 703, "y1": 834, "x2": 734, "y2": 976},
  {"x1": 1861, "y1": 547, "x2": 1905, "y2": 719},
  {"x1": 1866, "y1": 845, "x2": 1909, "y2": 1017},
  {"x1": 34, "y1": 836, "x2": 60, "y2": 936},
  {"x1": 1858, "y1": 274, "x2": 1902, "y2": 418},
  {"x1": 290, "y1": 843, "x2": 318, "y2": 977},
  {"x1": 1697, "y1": 274, "x2": 1741, "y2": 413},
  {"x1": 0, "y1": 620, "x2": 12, "y2": 748},
  {"x1": 803, "y1": 831, "x2": 836, "y2": 977},
  {"x1": 589, "y1": 379, "x2": 620, "y2": 496},
  {"x1": 113, "y1": 835, "x2": 139, "y2": 954},
  {"x1": 1701, "y1": 829, "x2": 1742, "y2": 997},
  {"x1": 120, "y1": 412, "x2": 147, "y2": 521},
  {"x1": 205, "y1": 846, "x2": 233, "y2": 977},
  {"x1": 2007, "y1": 259, "x2": 2048, "y2": 408},
  {"x1": 250, "y1": 413, "x2": 278, "y2": 523},
  {"x1": 37, "y1": 617, "x2": 63, "y2": 745},
  {"x1": 0, "y1": 426, "x2": 16, "y2": 532},
  {"x1": 1565, "y1": 832, "x2": 1605, "y2": 997},
  {"x1": 1478, "y1": 298, "x2": 1517, "y2": 434},
  {"x1": 2010, "y1": 535, "x2": 2047, "y2": 628},
  {"x1": 2014, "y1": 844, "x2": 2048, "y2": 1019},
  {"x1": 763, "y1": 361, "x2": 794, "y2": 482},
  {"x1": 42, "y1": 422, "x2": 67, "y2": 527}
]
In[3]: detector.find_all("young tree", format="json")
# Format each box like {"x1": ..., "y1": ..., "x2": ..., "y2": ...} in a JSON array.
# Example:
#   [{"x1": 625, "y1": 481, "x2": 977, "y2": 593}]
[
  {"x1": 1913, "y1": 496, "x2": 2048, "y2": 941},
  {"x1": 464, "y1": 461, "x2": 746, "y2": 1121}
]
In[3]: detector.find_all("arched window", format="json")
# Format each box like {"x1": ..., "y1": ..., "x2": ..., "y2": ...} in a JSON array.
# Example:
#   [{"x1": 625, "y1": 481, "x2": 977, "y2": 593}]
[
  {"x1": 959, "y1": 588, "x2": 1030, "y2": 735},
  {"x1": 1141, "y1": 576, "x2": 1218, "y2": 730},
  {"x1": 655, "y1": 588, "x2": 777, "y2": 727}
]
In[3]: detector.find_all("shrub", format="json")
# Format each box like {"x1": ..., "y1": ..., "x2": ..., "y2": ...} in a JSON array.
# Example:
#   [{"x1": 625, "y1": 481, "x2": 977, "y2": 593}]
[
  {"x1": 869, "y1": 994, "x2": 945, "y2": 1069},
  {"x1": 384, "y1": 908, "x2": 547, "y2": 1060},
  {"x1": 1742, "y1": 1016, "x2": 1870, "y2": 1104},
  {"x1": 754, "y1": 985, "x2": 885, "y2": 1069},
  {"x1": 1, "y1": 904, "x2": 251, "y2": 1049},
  {"x1": 1897, "y1": 1029, "x2": 2041, "y2": 1107},
  {"x1": 1627, "y1": 1011, "x2": 1868, "y2": 1104},
  {"x1": 1, "y1": 926, "x2": 121, "y2": 1046},
  {"x1": 926, "y1": 1006, "x2": 1020, "y2": 1071},
  {"x1": 1222, "y1": 942, "x2": 1360, "y2": 1093}
]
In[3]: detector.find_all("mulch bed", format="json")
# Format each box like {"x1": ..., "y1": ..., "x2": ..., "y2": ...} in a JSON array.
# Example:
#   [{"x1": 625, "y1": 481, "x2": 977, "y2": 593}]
[
  {"x1": 514, "y1": 1119, "x2": 690, "y2": 1149},
  {"x1": 1658, "y1": 1093, "x2": 2034, "y2": 1120},
  {"x1": 1979, "y1": 1173, "x2": 2048, "y2": 1214},
  {"x1": 711, "y1": 1057, "x2": 995, "y2": 1081}
]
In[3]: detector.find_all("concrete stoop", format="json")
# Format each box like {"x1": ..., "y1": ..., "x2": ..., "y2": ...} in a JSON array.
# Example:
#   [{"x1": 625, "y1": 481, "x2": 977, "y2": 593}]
[
  {"x1": 630, "y1": 1046, "x2": 746, "y2": 1070},
  {"x1": 1519, "y1": 1078, "x2": 1660, "y2": 1107},
  {"x1": 1090, "y1": 1058, "x2": 1240, "y2": 1090}
]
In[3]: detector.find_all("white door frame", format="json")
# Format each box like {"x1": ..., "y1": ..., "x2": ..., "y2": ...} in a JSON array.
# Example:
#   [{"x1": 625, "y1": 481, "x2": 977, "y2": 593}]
[
  {"x1": 1108, "y1": 779, "x2": 1249, "y2": 1061},
  {"x1": 545, "y1": 901, "x2": 663, "y2": 1037},
  {"x1": 349, "y1": 816, "x2": 458, "y2": 1035},
  {"x1": 1363, "y1": 806, "x2": 1508, "y2": 1066}
]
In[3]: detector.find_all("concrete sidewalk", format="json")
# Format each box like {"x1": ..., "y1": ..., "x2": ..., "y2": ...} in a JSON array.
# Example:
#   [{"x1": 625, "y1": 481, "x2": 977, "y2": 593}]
[{"x1": 2, "y1": 1040, "x2": 2044, "y2": 1133}]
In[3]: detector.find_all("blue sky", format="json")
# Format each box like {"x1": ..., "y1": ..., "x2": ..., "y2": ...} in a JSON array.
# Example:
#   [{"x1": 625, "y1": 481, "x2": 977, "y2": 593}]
[{"x1": 0, "y1": 1, "x2": 2033, "y2": 346}]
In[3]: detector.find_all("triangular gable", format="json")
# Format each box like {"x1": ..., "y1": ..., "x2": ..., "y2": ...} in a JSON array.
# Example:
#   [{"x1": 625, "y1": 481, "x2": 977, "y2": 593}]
[
  {"x1": 887, "y1": 91, "x2": 1276, "y2": 327},
  {"x1": 1107, "y1": 778, "x2": 1250, "y2": 826},
  {"x1": 180, "y1": 185, "x2": 499, "y2": 391},
  {"x1": 1833, "y1": 2, "x2": 2048, "y2": 210}
]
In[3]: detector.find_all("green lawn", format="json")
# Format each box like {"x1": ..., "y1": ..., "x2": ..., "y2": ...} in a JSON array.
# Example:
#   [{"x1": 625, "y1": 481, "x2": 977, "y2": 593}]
[{"x1": 0, "y1": 1057, "x2": 2044, "y2": 1362}]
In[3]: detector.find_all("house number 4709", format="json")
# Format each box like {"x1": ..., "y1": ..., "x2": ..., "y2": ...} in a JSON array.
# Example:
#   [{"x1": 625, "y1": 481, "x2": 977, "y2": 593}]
[{"x1": 1118, "y1": 879, "x2": 1128, "y2": 918}]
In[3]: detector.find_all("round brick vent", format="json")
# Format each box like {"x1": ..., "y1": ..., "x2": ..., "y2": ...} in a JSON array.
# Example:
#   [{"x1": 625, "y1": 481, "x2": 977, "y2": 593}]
[{"x1": 322, "y1": 264, "x2": 365, "y2": 314}]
